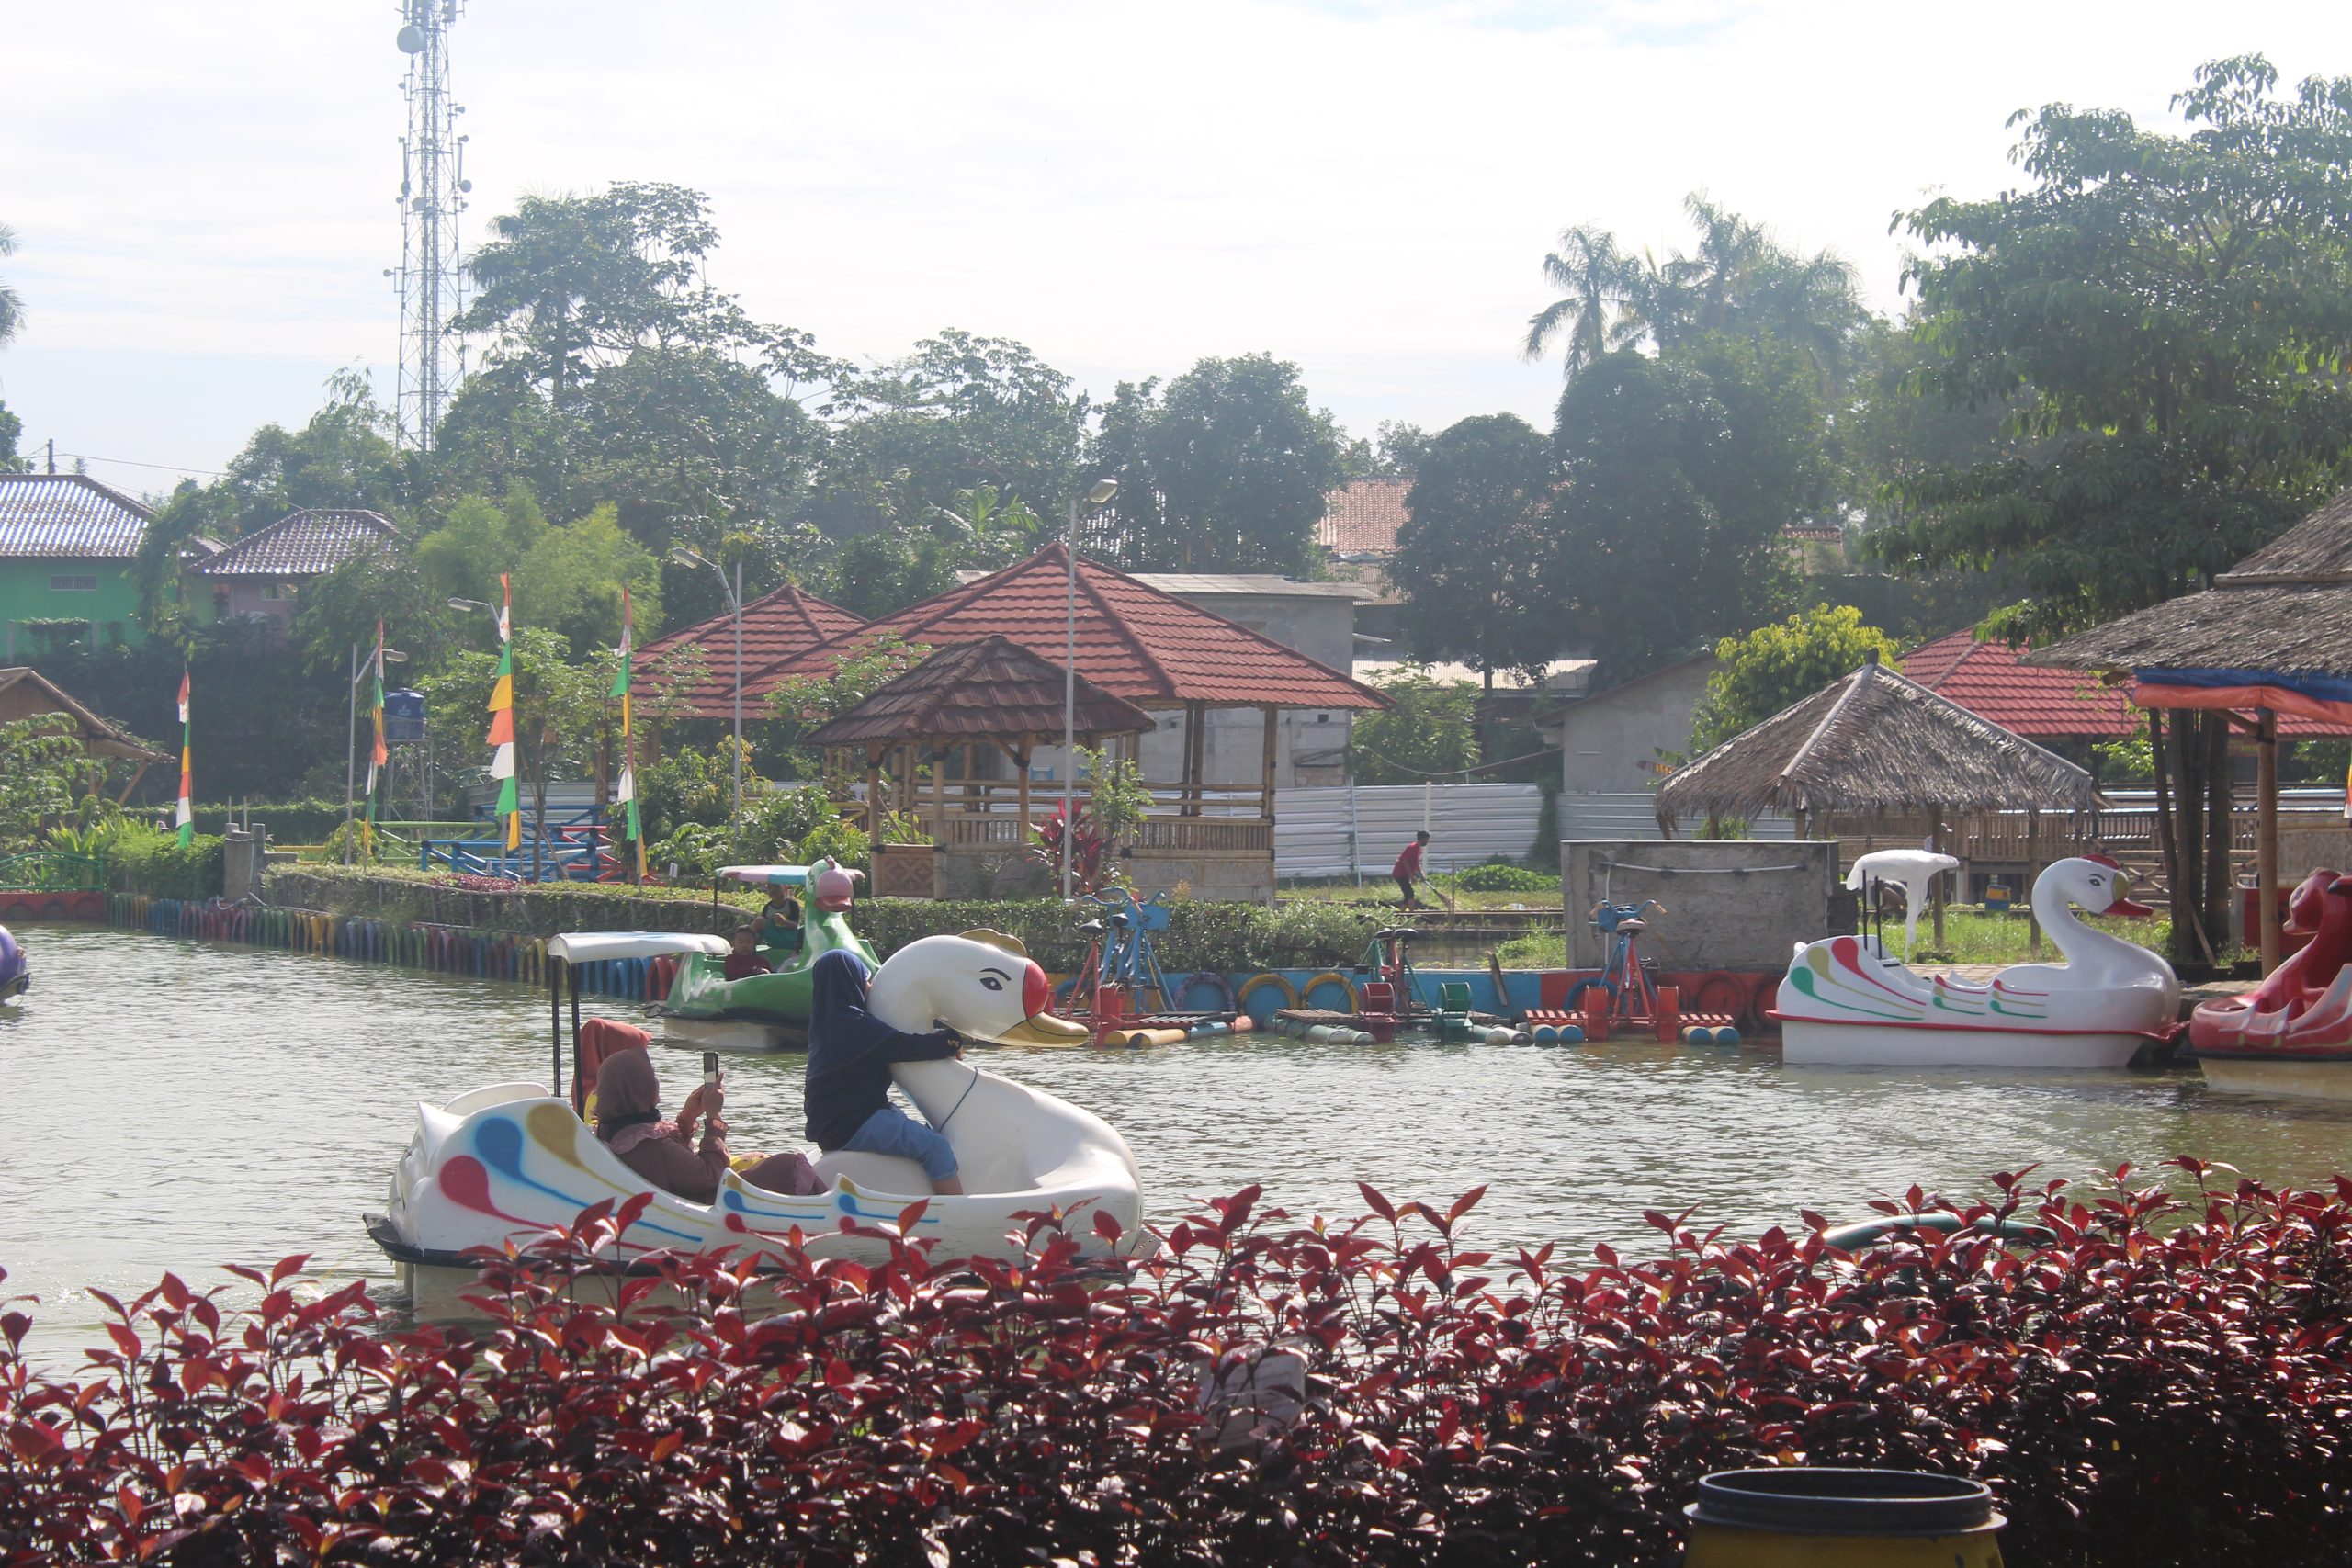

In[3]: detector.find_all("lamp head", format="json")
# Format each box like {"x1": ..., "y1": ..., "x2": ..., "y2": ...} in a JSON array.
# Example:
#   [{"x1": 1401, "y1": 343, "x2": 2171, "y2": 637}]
[
  {"x1": 669, "y1": 547, "x2": 714, "y2": 570},
  {"x1": 1086, "y1": 479, "x2": 1119, "y2": 506},
  {"x1": 447, "y1": 598, "x2": 485, "y2": 613}
]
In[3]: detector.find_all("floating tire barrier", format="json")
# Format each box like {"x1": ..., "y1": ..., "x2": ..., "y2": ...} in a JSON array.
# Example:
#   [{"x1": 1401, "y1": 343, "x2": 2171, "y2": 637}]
[
  {"x1": 1172, "y1": 970, "x2": 1239, "y2": 1013},
  {"x1": 1234, "y1": 972, "x2": 1299, "y2": 1022},
  {"x1": 1682, "y1": 1024, "x2": 1742, "y2": 1045},
  {"x1": 1297, "y1": 970, "x2": 1359, "y2": 1014}
]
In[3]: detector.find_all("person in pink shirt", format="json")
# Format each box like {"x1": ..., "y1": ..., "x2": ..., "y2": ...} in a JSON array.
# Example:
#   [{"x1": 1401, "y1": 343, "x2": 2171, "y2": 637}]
[{"x1": 1393, "y1": 830, "x2": 1432, "y2": 909}]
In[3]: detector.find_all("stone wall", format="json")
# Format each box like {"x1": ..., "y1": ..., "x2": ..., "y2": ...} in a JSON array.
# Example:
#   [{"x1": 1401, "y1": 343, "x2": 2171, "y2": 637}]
[{"x1": 1564, "y1": 838, "x2": 1838, "y2": 972}]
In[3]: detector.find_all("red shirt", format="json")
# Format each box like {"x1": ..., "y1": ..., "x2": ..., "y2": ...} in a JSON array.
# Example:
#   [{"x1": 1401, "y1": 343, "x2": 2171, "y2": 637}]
[
  {"x1": 723, "y1": 951, "x2": 772, "y2": 980},
  {"x1": 1393, "y1": 842, "x2": 1425, "y2": 878}
]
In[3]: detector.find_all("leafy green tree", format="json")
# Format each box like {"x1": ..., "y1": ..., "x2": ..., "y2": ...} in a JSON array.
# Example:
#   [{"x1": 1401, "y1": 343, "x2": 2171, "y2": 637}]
[
  {"x1": 443, "y1": 183, "x2": 834, "y2": 582},
  {"x1": 1348, "y1": 670, "x2": 1481, "y2": 785},
  {"x1": 414, "y1": 487, "x2": 549, "y2": 615},
  {"x1": 1546, "y1": 342, "x2": 1817, "y2": 682},
  {"x1": 815, "y1": 331, "x2": 1085, "y2": 530},
  {"x1": 1866, "y1": 54, "x2": 2352, "y2": 955},
  {"x1": 1690, "y1": 604, "x2": 1903, "y2": 752},
  {"x1": 512, "y1": 502, "x2": 662, "y2": 657},
  {"x1": 0, "y1": 715, "x2": 113, "y2": 851},
  {"x1": 766, "y1": 635, "x2": 932, "y2": 775},
  {"x1": 1389, "y1": 414, "x2": 1557, "y2": 693},
  {"x1": 1524, "y1": 195, "x2": 1867, "y2": 391},
  {"x1": 417, "y1": 626, "x2": 608, "y2": 856},
  {"x1": 1086, "y1": 355, "x2": 1345, "y2": 572},
  {"x1": 288, "y1": 541, "x2": 460, "y2": 681},
  {"x1": 0, "y1": 400, "x2": 23, "y2": 472}
]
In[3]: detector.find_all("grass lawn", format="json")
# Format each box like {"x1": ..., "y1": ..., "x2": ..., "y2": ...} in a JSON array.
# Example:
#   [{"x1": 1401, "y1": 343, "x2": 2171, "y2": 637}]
[
  {"x1": 1278, "y1": 875, "x2": 1560, "y2": 912},
  {"x1": 1493, "y1": 907, "x2": 2196, "y2": 973}
]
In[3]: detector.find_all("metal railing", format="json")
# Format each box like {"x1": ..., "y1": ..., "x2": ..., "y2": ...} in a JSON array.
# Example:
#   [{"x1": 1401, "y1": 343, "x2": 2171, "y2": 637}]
[{"x1": 0, "y1": 852, "x2": 107, "y2": 891}]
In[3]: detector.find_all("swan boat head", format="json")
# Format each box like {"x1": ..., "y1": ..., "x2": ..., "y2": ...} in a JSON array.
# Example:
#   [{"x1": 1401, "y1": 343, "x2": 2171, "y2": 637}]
[
  {"x1": 808, "y1": 856, "x2": 865, "y2": 913},
  {"x1": 2036, "y1": 854, "x2": 2154, "y2": 920},
  {"x1": 865, "y1": 930, "x2": 1092, "y2": 1047}
]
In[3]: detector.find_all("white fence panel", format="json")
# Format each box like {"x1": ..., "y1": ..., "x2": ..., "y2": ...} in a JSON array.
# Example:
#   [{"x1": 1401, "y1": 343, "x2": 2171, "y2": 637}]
[{"x1": 1275, "y1": 784, "x2": 1544, "y2": 880}]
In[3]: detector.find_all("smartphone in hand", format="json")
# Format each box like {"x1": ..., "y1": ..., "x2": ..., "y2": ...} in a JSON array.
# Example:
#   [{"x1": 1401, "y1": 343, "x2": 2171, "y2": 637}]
[{"x1": 702, "y1": 1050, "x2": 721, "y2": 1088}]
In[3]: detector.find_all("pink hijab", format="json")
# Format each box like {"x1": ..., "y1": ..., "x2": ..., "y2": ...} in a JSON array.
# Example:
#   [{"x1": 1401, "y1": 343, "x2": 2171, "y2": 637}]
[{"x1": 593, "y1": 1046, "x2": 678, "y2": 1155}]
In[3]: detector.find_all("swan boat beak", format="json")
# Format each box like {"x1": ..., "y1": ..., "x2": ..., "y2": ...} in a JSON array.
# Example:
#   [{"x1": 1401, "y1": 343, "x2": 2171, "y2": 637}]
[
  {"x1": 2102, "y1": 897, "x2": 2156, "y2": 919},
  {"x1": 984, "y1": 1011, "x2": 1094, "y2": 1048}
]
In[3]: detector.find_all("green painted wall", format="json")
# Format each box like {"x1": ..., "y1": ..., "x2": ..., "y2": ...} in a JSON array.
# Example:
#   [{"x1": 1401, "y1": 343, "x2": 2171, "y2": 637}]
[{"x1": 0, "y1": 558, "x2": 146, "y2": 655}]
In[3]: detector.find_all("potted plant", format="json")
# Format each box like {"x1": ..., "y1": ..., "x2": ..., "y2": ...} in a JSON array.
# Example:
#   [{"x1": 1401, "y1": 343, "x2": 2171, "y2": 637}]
[{"x1": 870, "y1": 811, "x2": 939, "y2": 898}]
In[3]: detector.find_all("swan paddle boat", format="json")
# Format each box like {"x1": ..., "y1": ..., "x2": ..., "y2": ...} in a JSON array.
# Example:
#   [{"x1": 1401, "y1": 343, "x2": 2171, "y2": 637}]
[
  {"x1": 2189, "y1": 867, "x2": 2352, "y2": 1100},
  {"x1": 369, "y1": 928, "x2": 1119, "y2": 1315},
  {"x1": 660, "y1": 860, "x2": 880, "y2": 1053},
  {"x1": 1774, "y1": 855, "x2": 2179, "y2": 1068},
  {"x1": 0, "y1": 925, "x2": 24, "y2": 1001}
]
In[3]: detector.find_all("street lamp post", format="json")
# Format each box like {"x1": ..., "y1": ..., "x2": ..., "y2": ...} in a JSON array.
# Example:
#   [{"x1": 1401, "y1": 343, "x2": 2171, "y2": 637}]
[
  {"x1": 343, "y1": 643, "x2": 408, "y2": 864},
  {"x1": 672, "y1": 549, "x2": 744, "y2": 851},
  {"x1": 1063, "y1": 479, "x2": 1119, "y2": 899}
]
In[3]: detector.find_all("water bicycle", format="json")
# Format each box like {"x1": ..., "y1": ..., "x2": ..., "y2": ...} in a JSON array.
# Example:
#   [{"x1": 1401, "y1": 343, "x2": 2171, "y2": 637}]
[
  {"x1": 2189, "y1": 866, "x2": 2352, "y2": 1100},
  {"x1": 1774, "y1": 855, "x2": 2179, "y2": 1068},
  {"x1": 658, "y1": 860, "x2": 879, "y2": 1052},
  {"x1": 0, "y1": 925, "x2": 25, "y2": 1001},
  {"x1": 1061, "y1": 889, "x2": 1251, "y2": 1046},
  {"x1": 368, "y1": 927, "x2": 1125, "y2": 1316}
]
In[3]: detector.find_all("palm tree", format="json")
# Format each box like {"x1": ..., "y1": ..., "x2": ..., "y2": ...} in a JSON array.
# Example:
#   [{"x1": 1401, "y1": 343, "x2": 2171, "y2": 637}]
[
  {"x1": 1741, "y1": 246, "x2": 1867, "y2": 392},
  {"x1": 1677, "y1": 192, "x2": 1770, "y2": 334},
  {"x1": 1522, "y1": 224, "x2": 1633, "y2": 379},
  {"x1": 0, "y1": 223, "x2": 21, "y2": 348}
]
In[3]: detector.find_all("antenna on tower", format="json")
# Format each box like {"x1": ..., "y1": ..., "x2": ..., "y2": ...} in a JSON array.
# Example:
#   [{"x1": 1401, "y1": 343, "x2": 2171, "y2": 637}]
[{"x1": 390, "y1": 0, "x2": 471, "y2": 456}]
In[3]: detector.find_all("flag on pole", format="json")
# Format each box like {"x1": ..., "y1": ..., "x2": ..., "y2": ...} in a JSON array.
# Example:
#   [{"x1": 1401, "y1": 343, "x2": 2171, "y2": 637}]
[
  {"x1": 611, "y1": 585, "x2": 642, "y2": 878},
  {"x1": 486, "y1": 574, "x2": 520, "y2": 852},
  {"x1": 364, "y1": 619, "x2": 388, "y2": 854},
  {"x1": 175, "y1": 669, "x2": 193, "y2": 848}
]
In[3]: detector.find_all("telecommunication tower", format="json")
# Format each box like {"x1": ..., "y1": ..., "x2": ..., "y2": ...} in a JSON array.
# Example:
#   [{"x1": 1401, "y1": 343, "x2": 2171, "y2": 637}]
[{"x1": 390, "y1": 0, "x2": 471, "y2": 454}]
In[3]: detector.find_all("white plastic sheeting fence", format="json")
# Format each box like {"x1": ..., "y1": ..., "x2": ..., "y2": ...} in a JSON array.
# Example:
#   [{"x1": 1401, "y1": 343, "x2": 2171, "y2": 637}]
[{"x1": 1274, "y1": 784, "x2": 1544, "y2": 881}]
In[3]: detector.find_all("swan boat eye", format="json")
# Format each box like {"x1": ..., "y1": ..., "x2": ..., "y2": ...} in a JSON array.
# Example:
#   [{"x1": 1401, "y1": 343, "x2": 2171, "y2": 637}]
[{"x1": 978, "y1": 967, "x2": 1007, "y2": 992}]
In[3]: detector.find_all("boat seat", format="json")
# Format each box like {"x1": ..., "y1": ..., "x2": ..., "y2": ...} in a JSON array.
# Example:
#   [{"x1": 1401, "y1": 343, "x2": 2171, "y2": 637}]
[
  {"x1": 811, "y1": 1149, "x2": 933, "y2": 1198},
  {"x1": 1076, "y1": 919, "x2": 1106, "y2": 936}
]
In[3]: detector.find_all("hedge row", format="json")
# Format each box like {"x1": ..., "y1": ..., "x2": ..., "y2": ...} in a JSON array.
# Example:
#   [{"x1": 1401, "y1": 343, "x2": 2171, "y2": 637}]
[
  {"x1": 106, "y1": 832, "x2": 224, "y2": 902},
  {"x1": 5, "y1": 1165, "x2": 2349, "y2": 1565},
  {"x1": 259, "y1": 868, "x2": 1383, "y2": 973}
]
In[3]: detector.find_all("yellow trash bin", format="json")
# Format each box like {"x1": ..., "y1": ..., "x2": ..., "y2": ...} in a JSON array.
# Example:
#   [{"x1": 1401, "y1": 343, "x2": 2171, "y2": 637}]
[{"x1": 1684, "y1": 1469, "x2": 2004, "y2": 1567}]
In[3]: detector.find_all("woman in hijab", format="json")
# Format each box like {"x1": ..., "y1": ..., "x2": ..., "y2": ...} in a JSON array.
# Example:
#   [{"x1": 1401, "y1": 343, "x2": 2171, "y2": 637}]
[
  {"x1": 802, "y1": 949, "x2": 966, "y2": 1194},
  {"x1": 589, "y1": 1022, "x2": 820, "y2": 1202}
]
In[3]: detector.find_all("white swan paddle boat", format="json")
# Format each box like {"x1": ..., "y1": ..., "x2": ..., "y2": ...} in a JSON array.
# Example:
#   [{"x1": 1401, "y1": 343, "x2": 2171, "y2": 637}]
[
  {"x1": 369, "y1": 929, "x2": 1127, "y2": 1315},
  {"x1": 1773, "y1": 855, "x2": 2180, "y2": 1068}
]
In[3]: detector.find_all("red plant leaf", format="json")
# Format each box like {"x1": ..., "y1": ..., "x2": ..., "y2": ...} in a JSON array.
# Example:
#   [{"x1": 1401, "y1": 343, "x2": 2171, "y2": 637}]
[{"x1": 1358, "y1": 1182, "x2": 1396, "y2": 1222}]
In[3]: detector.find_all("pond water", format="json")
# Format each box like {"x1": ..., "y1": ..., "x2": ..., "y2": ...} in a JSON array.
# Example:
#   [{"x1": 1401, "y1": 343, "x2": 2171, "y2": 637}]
[{"x1": 7, "y1": 924, "x2": 2352, "y2": 1353}]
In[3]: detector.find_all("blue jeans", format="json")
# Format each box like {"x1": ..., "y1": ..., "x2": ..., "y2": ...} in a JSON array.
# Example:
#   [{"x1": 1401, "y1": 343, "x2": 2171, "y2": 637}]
[{"x1": 841, "y1": 1105, "x2": 957, "y2": 1181}]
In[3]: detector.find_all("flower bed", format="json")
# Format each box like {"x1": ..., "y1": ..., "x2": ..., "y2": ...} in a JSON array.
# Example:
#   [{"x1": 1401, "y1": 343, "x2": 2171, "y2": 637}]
[{"x1": 5, "y1": 1161, "x2": 2348, "y2": 1565}]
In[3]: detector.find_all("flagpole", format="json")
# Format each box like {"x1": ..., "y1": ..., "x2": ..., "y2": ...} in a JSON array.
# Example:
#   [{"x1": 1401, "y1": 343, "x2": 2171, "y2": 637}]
[{"x1": 175, "y1": 670, "x2": 193, "y2": 849}]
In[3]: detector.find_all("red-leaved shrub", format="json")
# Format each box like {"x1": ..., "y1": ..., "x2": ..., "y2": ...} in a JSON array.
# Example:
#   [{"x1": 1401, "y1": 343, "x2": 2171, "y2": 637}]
[{"x1": 4, "y1": 1158, "x2": 2350, "y2": 1565}]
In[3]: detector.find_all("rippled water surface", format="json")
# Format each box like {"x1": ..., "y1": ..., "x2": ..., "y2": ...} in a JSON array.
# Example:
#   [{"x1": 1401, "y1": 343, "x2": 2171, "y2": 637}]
[{"x1": 9, "y1": 925, "x2": 2352, "y2": 1348}]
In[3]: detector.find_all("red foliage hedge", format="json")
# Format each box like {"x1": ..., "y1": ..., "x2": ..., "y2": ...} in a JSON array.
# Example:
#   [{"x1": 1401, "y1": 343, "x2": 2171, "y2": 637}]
[{"x1": 5, "y1": 1159, "x2": 2351, "y2": 1565}]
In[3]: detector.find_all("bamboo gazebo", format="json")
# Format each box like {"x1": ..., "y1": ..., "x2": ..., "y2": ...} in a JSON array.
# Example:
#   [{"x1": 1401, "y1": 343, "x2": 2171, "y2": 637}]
[
  {"x1": 2030, "y1": 486, "x2": 2352, "y2": 972},
  {"x1": 804, "y1": 637, "x2": 1153, "y2": 897},
  {"x1": 1655, "y1": 652, "x2": 2101, "y2": 945}
]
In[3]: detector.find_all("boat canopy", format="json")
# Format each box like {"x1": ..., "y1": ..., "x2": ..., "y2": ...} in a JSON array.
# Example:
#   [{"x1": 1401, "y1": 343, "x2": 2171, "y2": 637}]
[
  {"x1": 718, "y1": 864, "x2": 813, "y2": 886},
  {"x1": 547, "y1": 931, "x2": 729, "y2": 963}
]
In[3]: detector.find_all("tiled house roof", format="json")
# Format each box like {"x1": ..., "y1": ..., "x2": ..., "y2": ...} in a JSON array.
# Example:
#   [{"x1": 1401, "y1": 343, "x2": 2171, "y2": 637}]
[
  {"x1": 196, "y1": 509, "x2": 402, "y2": 579},
  {"x1": 635, "y1": 581, "x2": 866, "y2": 719},
  {"x1": 1317, "y1": 479, "x2": 1411, "y2": 556},
  {"x1": 746, "y1": 544, "x2": 1385, "y2": 712},
  {"x1": 803, "y1": 636, "x2": 1155, "y2": 747},
  {"x1": 0, "y1": 474, "x2": 153, "y2": 558},
  {"x1": 1905, "y1": 628, "x2": 2352, "y2": 738}
]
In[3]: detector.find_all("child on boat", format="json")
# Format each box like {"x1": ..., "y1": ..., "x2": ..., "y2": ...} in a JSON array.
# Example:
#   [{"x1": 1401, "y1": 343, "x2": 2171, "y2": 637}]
[
  {"x1": 759, "y1": 889, "x2": 805, "y2": 959},
  {"x1": 803, "y1": 949, "x2": 967, "y2": 1194},
  {"x1": 722, "y1": 924, "x2": 773, "y2": 980}
]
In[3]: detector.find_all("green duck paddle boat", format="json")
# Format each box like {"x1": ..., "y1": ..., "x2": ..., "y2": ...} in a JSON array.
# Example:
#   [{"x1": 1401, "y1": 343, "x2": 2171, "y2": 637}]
[{"x1": 660, "y1": 861, "x2": 879, "y2": 1052}]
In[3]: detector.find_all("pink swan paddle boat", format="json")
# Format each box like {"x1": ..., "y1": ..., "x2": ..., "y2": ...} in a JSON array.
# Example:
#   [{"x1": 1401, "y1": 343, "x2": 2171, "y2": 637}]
[{"x1": 2189, "y1": 866, "x2": 2352, "y2": 1100}]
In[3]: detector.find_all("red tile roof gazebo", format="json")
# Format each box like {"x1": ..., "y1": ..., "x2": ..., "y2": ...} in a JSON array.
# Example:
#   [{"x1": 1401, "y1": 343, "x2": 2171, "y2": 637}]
[
  {"x1": 636, "y1": 580, "x2": 865, "y2": 720},
  {"x1": 1904, "y1": 628, "x2": 2352, "y2": 739}
]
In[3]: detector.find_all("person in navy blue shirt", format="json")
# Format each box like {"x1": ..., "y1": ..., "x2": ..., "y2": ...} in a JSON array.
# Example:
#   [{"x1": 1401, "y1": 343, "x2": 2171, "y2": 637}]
[{"x1": 802, "y1": 949, "x2": 966, "y2": 1193}]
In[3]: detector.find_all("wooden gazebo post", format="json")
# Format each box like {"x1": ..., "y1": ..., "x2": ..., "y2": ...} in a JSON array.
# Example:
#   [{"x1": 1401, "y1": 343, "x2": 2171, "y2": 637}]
[
  {"x1": 1929, "y1": 807, "x2": 1948, "y2": 950},
  {"x1": 1261, "y1": 705, "x2": 1278, "y2": 828},
  {"x1": 2257, "y1": 706, "x2": 2280, "y2": 973}
]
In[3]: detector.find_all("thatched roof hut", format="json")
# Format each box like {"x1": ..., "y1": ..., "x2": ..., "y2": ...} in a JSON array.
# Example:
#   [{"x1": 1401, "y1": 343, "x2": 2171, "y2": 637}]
[
  {"x1": 1654, "y1": 653, "x2": 2098, "y2": 832},
  {"x1": 2029, "y1": 487, "x2": 2352, "y2": 690}
]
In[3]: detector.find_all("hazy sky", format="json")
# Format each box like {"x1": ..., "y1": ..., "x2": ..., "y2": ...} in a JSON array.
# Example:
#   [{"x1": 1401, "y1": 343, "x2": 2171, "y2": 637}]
[{"x1": 6, "y1": 1, "x2": 2350, "y2": 499}]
